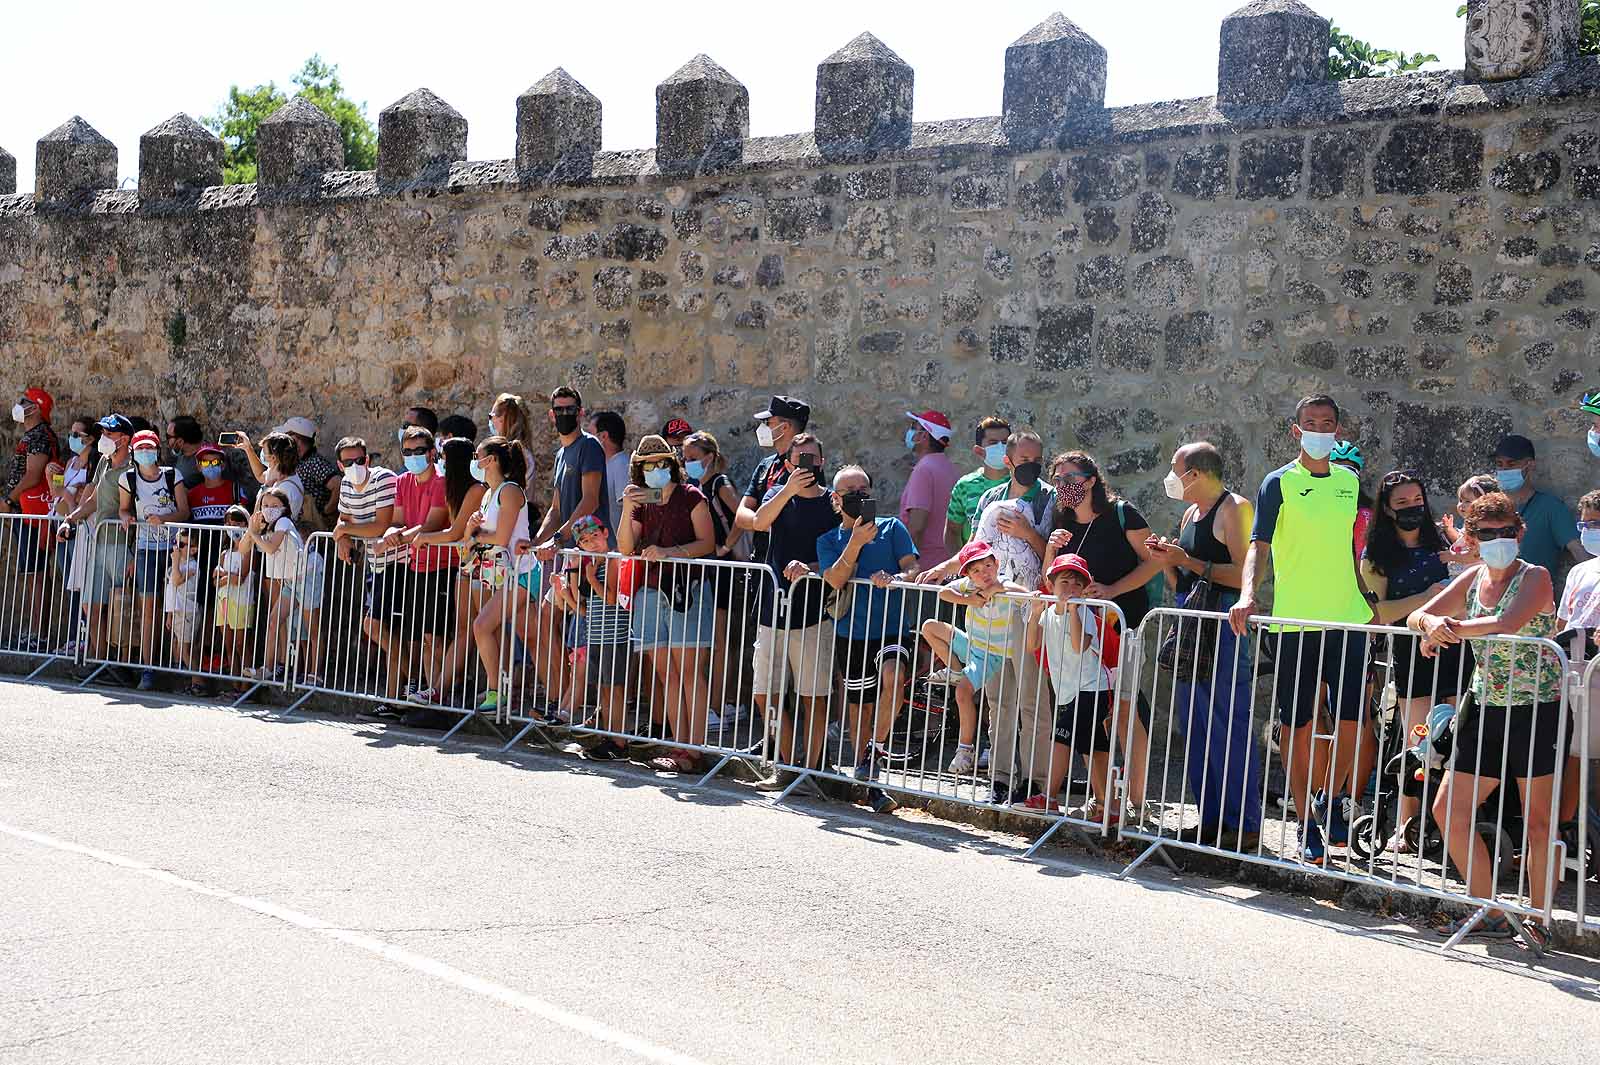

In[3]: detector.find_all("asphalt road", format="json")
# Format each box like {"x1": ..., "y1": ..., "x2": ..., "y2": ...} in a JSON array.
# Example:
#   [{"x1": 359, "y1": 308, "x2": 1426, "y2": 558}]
[{"x1": 3, "y1": 679, "x2": 1599, "y2": 1064}]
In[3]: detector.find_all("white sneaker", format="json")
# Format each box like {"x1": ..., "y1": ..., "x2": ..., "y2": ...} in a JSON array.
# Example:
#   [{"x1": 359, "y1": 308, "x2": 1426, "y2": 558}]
[
  {"x1": 947, "y1": 746, "x2": 977, "y2": 775},
  {"x1": 977, "y1": 748, "x2": 991, "y2": 770},
  {"x1": 927, "y1": 667, "x2": 962, "y2": 686}
]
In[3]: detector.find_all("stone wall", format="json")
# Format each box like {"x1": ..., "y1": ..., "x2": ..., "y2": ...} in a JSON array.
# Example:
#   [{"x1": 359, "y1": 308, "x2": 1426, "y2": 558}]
[{"x1": 2, "y1": 2, "x2": 1599, "y2": 525}]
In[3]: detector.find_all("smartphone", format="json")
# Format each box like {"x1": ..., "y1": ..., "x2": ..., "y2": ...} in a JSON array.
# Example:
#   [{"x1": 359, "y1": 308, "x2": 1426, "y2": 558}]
[
  {"x1": 795, "y1": 453, "x2": 820, "y2": 472},
  {"x1": 219, "y1": 431, "x2": 245, "y2": 446},
  {"x1": 640, "y1": 487, "x2": 664, "y2": 505},
  {"x1": 858, "y1": 497, "x2": 877, "y2": 523}
]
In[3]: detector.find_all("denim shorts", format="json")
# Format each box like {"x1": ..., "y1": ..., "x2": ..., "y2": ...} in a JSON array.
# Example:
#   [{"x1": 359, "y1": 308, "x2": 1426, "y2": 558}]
[
  {"x1": 133, "y1": 549, "x2": 169, "y2": 596},
  {"x1": 951, "y1": 629, "x2": 1007, "y2": 689}
]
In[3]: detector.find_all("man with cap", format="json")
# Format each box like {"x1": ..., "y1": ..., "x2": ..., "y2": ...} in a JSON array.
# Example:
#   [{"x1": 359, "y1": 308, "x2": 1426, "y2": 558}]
[
  {"x1": 735, "y1": 395, "x2": 810, "y2": 559},
  {"x1": 1492, "y1": 432, "x2": 1583, "y2": 574},
  {"x1": 2, "y1": 388, "x2": 60, "y2": 651},
  {"x1": 899, "y1": 410, "x2": 960, "y2": 574},
  {"x1": 60, "y1": 414, "x2": 135, "y2": 666},
  {"x1": 228, "y1": 416, "x2": 340, "y2": 529}
]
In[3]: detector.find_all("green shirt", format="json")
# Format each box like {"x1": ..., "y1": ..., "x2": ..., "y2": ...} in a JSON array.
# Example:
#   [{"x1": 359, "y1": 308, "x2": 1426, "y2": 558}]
[
  {"x1": 1250, "y1": 460, "x2": 1371, "y2": 629},
  {"x1": 946, "y1": 468, "x2": 1009, "y2": 546}
]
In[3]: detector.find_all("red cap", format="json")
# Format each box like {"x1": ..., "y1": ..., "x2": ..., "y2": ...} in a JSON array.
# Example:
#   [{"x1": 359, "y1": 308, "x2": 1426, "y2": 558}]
[
  {"x1": 661, "y1": 418, "x2": 694, "y2": 439},
  {"x1": 955, "y1": 540, "x2": 996, "y2": 574},
  {"x1": 130, "y1": 430, "x2": 160, "y2": 451},
  {"x1": 196, "y1": 444, "x2": 225, "y2": 460},
  {"x1": 1046, "y1": 552, "x2": 1094, "y2": 584},
  {"x1": 23, "y1": 388, "x2": 52, "y2": 421},
  {"x1": 906, "y1": 410, "x2": 953, "y2": 442}
]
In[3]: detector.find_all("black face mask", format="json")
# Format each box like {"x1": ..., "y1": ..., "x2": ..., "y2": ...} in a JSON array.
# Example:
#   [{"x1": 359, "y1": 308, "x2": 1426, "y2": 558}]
[
  {"x1": 840, "y1": 490, "x2": 871, "y2": 520},
  {"x1": 554, "y1": 412, "x2": 580, "y2": 436},
  {"x1": 1393, "y1": 505, "x2": 1428, "y2": 531},
  {"x1": 1012, "y1": 461, "x2": 1042, "y2": 488}
]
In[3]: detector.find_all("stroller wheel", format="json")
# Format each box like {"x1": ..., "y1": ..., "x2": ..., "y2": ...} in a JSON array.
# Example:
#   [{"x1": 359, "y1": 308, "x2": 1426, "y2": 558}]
[
  {"x1": 1475, "y1": 821, "x2": 1521, "y2": 883},
  {"x1": 1348, "y1": 812, "x2": 1381, "y2": 861}
]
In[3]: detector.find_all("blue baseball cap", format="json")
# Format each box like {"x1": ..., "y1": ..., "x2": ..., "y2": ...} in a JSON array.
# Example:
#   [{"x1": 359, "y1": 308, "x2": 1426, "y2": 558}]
[{"x1": 97, "y1": 413, "x2": 134, "y2": 435}]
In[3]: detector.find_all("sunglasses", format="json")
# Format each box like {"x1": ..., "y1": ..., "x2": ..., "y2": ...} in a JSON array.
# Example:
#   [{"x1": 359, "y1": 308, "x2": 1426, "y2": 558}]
[
  {"x1": 640, "y1": 460, "x2": 672, "y2": 473},
  {"x1": 1054, "y1": 472, "x2": 1090, "y2": 484},
  {"x1": 400, "y1": 447, "x2": 431, "y2": 457},
  {"x1": 339, "y1": 457, "x2": 368, "y2": 469},
  {"x1": 1380, "y1": 469, "x2": 1421, "y2": 487},
  {"x1": 551, "y1": 405, "x2": 579, "y2": 415},
  {"x1": 1471, "y1": 524, "x2": 1519, "y2": 542},
  {"x1": 1580, "y1": 521, "x2": 1600, "y2": 533}
]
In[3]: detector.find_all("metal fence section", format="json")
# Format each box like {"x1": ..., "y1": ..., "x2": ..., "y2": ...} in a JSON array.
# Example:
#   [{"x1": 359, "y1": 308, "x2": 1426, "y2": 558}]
[
  {"x1": 766, "y1": 573, "x2": 1131, "y2": 848},
  {"x1": 1116, "y1": 606, "x2": 1582, "y2": 951},
  {"x1": 0, "y1": 512, "x2": 81, "y2": 679},
  {"x1": 1575, "y1": 655, "x2": 1600, "y2": 934}
]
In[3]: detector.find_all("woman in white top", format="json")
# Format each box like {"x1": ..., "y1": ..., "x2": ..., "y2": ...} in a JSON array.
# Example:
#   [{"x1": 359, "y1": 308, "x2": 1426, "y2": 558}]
[
  {"x1": 46, "y1": 418, "x2": 102, "y2": 652},
  {"x1": 413, "y1": 439, "x2": 489, "y2": 709},
  {"x1": 243, "y1": 485, "x2": 302, "y2": 682},
  {"x1": 257, "y1": 432, "x2": 306, "y2": 523},
  {"x1": 466, "y1": 436, "x2": 529, "y2": 714}
]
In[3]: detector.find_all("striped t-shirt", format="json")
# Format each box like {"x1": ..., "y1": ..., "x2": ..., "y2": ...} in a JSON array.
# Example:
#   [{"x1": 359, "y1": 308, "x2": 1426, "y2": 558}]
[
  {"x1": 951, "y1": 576, "x2": 1012, "y2": 656},
  {"x1": 337, "y1": 465, "x2": 403, "y2": 570},
  {"x1": 584, "y1": 564, "x2": 631, "y2": 646}
]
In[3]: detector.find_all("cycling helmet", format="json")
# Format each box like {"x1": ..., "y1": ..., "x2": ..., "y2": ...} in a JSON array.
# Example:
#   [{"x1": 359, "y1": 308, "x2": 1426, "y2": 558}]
[
  {"x1": 1580, "y1": 390, "x2": 1600, "y2": 417},
  {"x1": 1329, "y1": 439, "x2": 1364, "y2": 471}
]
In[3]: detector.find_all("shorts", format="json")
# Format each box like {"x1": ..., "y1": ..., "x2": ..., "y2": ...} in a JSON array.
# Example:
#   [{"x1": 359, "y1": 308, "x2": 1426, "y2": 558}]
[
  {"x1": 1451, "y1": 694, "x2": 1568, "y2": 778},
  {"x1": 1054, "y1": 687, "x2": 1117, "y2": 753},
  {"x1": 1271, "y1": 628, "x2": 1370, "y2": 729},
  {"x1": 585, "y1": 640, "x2": 637, "y2": 687},
  {"x1": 365, "y1": 568, "x2": 404, "y2": 622},
  {"x1": 517, "y1": 565, "x2": 544, "y2": 598},
  {"x1": 9, "y1": 518, "x2": 49, "y2": 575},
  {"x1": 566, "y1": 613, "x2": 589, "y2": 650},
  {"x1": 835, "y1": 636, "x2": 912, "y2": 705},
  {"x1": 705, "y1": 563, "x2": 755, "y2": 611},
  {"x1": 404, "y1": 566, "x2": 456, "y2": 638},
  {"x1": 752, "y1": 620, "x2": 836, "y2": 699},
  {"x1": 133, "y1": 549, "x2": 169, "y2": 596},
  {"x1": 1389, "y1": 634, "x2": 1469, "y2": 701},
  {"x1": 84, "y1": 545, "x2": 127, "y2": 606},
  {"x1": 950, "y1": 629, "x2": 1007, "y2": 689},
  {"x1": 214, "y1": 592, "x2": 253, "y2": 630},
  {"x1": 282, "y1": 549, "x2": 326, "y2": 611},
  {"x1": 166, "y1": 610, "x2": 197, "y2": 644},
  {"x1": 630, "y1": 582, "x2": 717, "y2": 650}
]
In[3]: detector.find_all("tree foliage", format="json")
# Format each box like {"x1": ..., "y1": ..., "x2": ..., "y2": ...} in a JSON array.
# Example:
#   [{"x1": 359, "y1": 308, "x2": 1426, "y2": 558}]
[
  {"x1": 204, "y1": 56, "x2": 377, "y2": 185},
  {"x1": 1456, "y1": 1, "x2": 1600, "y2": 55},
  {"x1": 1328, "y1": 23, "x2": 1440, "y2": 80}
]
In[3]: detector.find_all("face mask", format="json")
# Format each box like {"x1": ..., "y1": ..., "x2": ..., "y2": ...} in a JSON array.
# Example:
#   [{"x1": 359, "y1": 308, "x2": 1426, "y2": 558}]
[
  {"x1": 259, "y1": 449, "x2": 272, "y2": 469},
  {"x1": 1298, "y1": 430, "x2": 1337, "y2": 461},
  {"x1": 200, "y1": 463, "x2": 222, "y2": 481},
  {"x1": 227, "y1": 528, "x2": 243, "y2": 542},
  {"x1": 684, "y1": 459, "x2": 707, "y2": 480},
  {"x1": 11, "y1": 404, "x2": 25, "y2": 423},
  {"x1": 840, "y1": 490, "x2": 871, "y2": 520},
  {"x1": 1477, "y1": 537, "x2": 1519, "y2": 570},
  {"x1": 404, "y1": 454, "x2": 430, "y2": 475},
  {"x1": 133, "y1": 450, "x2": 158, "y2": 467},
  {"x1": 1583, "y1": 529, "x2": 1600, "y2": 556},
  {"x1": 68, "y1": 435, "x2": 86, "y2": 456},
  {"x1": 554, "y1": 412, "x2": 580, "y2": 436},
  {"x1": 1494, "y1": 467, "x2": 1525, "y2": 493},
  {"x1": 1012, "y1": 461, "x2": 1042, "y2": 488},
  {"x1": 643, "y1": 467, "x2": 672, "y2": 489},
  {"x1": 1057, "y1": 479, "x2": 1089, "y2": 509},
  {"x1": 397, "y1": 428, "x2": 407, "y2": 444},
  {"x1": 982, "y1": 442, "x2": 1008, "y2": 470},
  {"x1": 344, "y1": 462, "x2": 369, "y2": 486},
  {"x1": 262, "y1": 506, "x2": 285, "y2": 522},
  {"x1": 469, "y1": 459, "x2": 486, "y2": 482},
  {"x1": 1163, "y1": 470, "x2": 1187, "y2": 501},
  {"x1": 98, "y1": 437, "x2": 117, "y2": 458},
  {"x1": 756, "y1": 424, "x2": 776, "y2": 449},
  {"x1": 1393, "y1": 505, "x2": 1427, "y2": 531},
  {"x1": 905, "y1": 428, "x2": 919, "y2": 450},
  {"x1": 1589, "y1": 429, "x2": 1600, "y2": 459}
]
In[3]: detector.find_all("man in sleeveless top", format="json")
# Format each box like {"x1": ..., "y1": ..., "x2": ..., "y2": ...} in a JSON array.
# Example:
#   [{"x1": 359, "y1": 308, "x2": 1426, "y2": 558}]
[
  {"x1": 1148, "y1": 442, "x2": 1263, "y2": 849},
  {"x1": 1230, "y1": 396, "x2": 1375, "y2": 866}
]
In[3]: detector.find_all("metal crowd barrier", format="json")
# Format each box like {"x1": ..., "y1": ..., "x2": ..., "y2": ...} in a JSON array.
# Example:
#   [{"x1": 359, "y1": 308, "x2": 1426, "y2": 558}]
[
  {"x1": 0, "y1": 512, "x2": 80, "y2": 678},
  {"x1": 1575, "y1": 656, "x2": 1600, "y2": 934},
  {"x1": 767, "y1": 573, "x2": 1133, "y2": 851},
  {"x1": 1115, "y1": 606, "x2": 1587, "y2": 951}
]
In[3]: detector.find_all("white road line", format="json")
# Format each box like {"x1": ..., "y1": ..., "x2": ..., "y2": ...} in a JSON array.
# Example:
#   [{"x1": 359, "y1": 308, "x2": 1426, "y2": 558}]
[{"x1": 0, "y1": 820, "x2": 711, "y2": 1065}]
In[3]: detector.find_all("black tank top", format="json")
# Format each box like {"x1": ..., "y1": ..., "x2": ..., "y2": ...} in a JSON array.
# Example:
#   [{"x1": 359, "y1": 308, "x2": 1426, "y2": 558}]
[{"x1": 1177, "y1": 494, "x2": 1237, "y2": 593}]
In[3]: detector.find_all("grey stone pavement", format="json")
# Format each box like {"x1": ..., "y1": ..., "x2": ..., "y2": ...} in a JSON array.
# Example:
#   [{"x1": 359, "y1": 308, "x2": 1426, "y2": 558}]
[{"x1": 3, "y1": 679, "x2": 1599, "y2": 1065}]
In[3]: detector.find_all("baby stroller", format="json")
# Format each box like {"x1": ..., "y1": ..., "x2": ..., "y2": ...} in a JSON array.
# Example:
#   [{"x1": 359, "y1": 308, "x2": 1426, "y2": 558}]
[{"x1": 1348, "y1": 698, "x2": 1449, "y2": 862}]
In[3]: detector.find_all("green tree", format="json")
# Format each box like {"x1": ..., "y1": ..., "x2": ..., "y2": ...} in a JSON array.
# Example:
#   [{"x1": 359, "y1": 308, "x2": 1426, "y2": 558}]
[
  {"x1": 204, "y1": 55, "x2": 377, "y2": 185},
  {"x1": 1328, "y1": 23, "x2": 1440, "y2": 80},
  {"x1": 1456, "y1": 1, "x2": 1600, "y2": 55}
]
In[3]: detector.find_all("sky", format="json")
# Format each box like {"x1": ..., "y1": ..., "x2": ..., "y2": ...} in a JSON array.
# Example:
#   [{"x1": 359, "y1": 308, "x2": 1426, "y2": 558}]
[{"x1": 1, "y1": 1, "x2": 1466, "y2": 192}]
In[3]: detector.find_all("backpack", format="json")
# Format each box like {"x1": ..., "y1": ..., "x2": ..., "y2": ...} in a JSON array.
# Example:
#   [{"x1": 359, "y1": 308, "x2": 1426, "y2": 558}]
[{"x1": 120, "y1": 467, "x2": 180, "y2": 516}]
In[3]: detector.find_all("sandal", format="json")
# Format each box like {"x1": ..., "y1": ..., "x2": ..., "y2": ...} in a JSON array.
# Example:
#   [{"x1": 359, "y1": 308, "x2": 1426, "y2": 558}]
[
  {"x1": 186, "y1": 680, "x2": 210, "y2": 698},
  {"x1": 1437, "y1": 913, "x2": 1515, "y2": 940},
  {"x1": 648, "y1": 753, "x2": 703, "y2": 774},
  {"x1": 1521, "y1": 921, "x2": 1551, "y2": 951}
]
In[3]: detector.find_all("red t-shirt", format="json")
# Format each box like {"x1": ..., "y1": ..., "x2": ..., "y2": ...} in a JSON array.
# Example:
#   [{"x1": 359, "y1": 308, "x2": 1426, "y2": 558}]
[
  {"x1": 188, "y1": 479, "x2": 237, "y2": 524},
  {"x1": 396, "y1": 471, "x2": 451, "y2": 572}
]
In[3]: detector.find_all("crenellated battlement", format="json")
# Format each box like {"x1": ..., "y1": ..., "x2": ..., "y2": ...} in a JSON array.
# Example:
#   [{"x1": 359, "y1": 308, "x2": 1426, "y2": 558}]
[{"x1": 0, "y1": 3, "x2": 1591, "y2": 211}]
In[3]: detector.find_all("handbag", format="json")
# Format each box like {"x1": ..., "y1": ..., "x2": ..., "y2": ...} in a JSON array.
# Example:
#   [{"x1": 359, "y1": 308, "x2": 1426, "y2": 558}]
[{"x1": 1157, "y1": 563, "x2": 1222, "y2": 682}]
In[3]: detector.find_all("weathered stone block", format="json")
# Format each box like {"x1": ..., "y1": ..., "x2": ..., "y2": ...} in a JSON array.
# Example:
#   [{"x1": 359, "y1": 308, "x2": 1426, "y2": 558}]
[
  {"x1": 1434, "y1": 262, "x2": 1474, "y2": 306},
  {"x1": 1002, "y1": 13, "x2": 1107, "y2": 147},
  {"x1": 137, "y1": 114, "x2": 222, "y2": 200},
  {"x1": 1075, "y1": 255, "x2": 1126, "y2": 299},
  {"x1": 257, "y1": 98, "x2": 343, "y2": 190},
  {"x1": 815, "y1": 32, "x2": 913, "y2": 156},
  {"x1": 1309, "y1": 128, "x2": 1375, "y2": 199},
  {"x1": 1098, "y1": 310, "x2": 1161, "y2": 372},
  {"x1": 1165, "y1": 311, "x2": 1220, "y2": 372},
  {"x1": 1236, "y1": 136, "x2": 1304, "y2": 200},
  {"x1": 1373, "y1": 123, "x2": 1484, "y2": 196},
  {"x1": 1217, "y1": 0, "x2": 1330, "y2": 109},
  {"x1": 35, "y1": 116, "x2": 117, "y2": 202},
  {"x1": 0, "y1": 146, "x2": 13, "y2": 195},
  {"x1": 1490, "y1": 150, "x2": 1562, "y2": 195},
  {"x1": 1035, "y1": 305, "x2": 1095, "y2": 370},
  {"x1": 1132, "y1": 256, "x2": 1196, "y2": 309},
  {"x1": 1173, "y1": 144, "x2": 1230, "y2": 200},
  {"x1": 1130, "y1": 191, "x2": 1174, "y2": 252},
  {"x1": 517, "y1": 69, "x2": 601, "y2": 176},
  {"x1": 1464, "y1": 0, "x2": 1581, "y2": 82},
  {"x1": 377, "y1": 88, "x2": 467, "y2": 187},
  {"x1": 656, "y1": 55, "x2": 749, "y2": 174}
]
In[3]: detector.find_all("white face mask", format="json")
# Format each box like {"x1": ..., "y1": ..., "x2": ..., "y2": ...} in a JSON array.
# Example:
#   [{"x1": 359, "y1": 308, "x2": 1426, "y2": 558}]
[
  {"x1": 1298, "y1": 430, "x2": 1338, "y2": 461},
  {"x1": 344, "y1": 462, "x2": 369, "y2": 486},
  {"x1": 1163, "y1": 469, "x2": 1187, "y2": 501},
  {"x1": 755, "y1": 423, "x2": 775, "y2": 449},
  {"x1": 10, "y1": 404, "x2": 25, "y2": 423},
  {"x1": 259, "y1": 449, "x2": 272, "y2": 469},
  {"x1": 98, "y1": 436, "x2": 117, "y2": 457},
  {"x1": 262, "y1": 506, "x2": 285, "y2": 522}
]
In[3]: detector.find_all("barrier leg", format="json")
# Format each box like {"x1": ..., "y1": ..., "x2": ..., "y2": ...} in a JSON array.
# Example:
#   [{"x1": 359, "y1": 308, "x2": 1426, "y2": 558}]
[
  {"x1": 231, "y1": 683, "x2": 263, "y2": 708},
  {"x1": 25, "y1": 657, "x2": 59, "y2": 681},
  {"x1": 76, "y1": 664, "x2": 106, "y2": 688},
  {"x1": 1439, "y1": 905, "x2": 1489, "y2": 952},
  {"x1": 498, "y1": 718, "x2": 557, "y2": 753},
  {"x1": 1119, "y1": 839, "x2": 1181, "y2": 879},
  {"x1": 282, "y1": 689, "x2": 316, "y2": 717},
  {"x1": 772, "y1": 769, "x2": 821, "y2": 805},
  {"x1": 440, "y1": 712, "x2": 474, "y2": 743},
  {"x1": 695, "y1": 753, "x2": 734, "y2": 788},
  {"x1": 1023, "y1": 817, "x2": 1072, "y2": 860}
]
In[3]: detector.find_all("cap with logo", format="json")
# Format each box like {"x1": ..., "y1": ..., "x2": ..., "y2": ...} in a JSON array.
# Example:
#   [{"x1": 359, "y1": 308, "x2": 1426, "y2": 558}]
[
  {"x1": 274, "y1": 416, "x2": 318, "y2": 439},
  {"x1": 753, "y1": 395, "x2": 810, "y2": 428},
  {"x1": 955, "y1": 539, "x2": 996, "y2": 574},
  {"x1": 661, "y1": 418, "x2": 694, "y2": 439},
  {"x1": 22, "y1": 388, "x2": 53, "y2": 421},
  {"x1": 97, "y1": 413, "x2": 134, "y2": 436},
  {"x1": 906, "y1": 410, "x2": 953, "y2": 443}
]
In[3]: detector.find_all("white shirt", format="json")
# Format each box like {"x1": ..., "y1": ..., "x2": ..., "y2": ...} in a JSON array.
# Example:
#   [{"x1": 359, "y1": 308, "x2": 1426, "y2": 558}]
[
  {"x1": 259, "y1": 516, "x2": 303, "y2": 581},
  {"x1": 164, "y1": 558, "x2": 199, "y2": 614},
  {"x1": 975, "y1": 494, "x2": 1052, "y2": 590},
  {"x1": 1560, "y1": 556, "x2": 1600, "y2": 629},
  {"x1": 1039, "y1": 603, "x2": 1111, "y2": 696}
]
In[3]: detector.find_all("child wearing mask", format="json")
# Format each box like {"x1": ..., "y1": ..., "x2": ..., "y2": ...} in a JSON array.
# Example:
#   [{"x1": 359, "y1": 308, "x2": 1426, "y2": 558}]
[
  {"x1": 556, "y1": 514, "x2": 636, "y2": 760},
  {"x1": 164, "y1": 529, "x2": 203, "y2": 695},
  {"x1": 244, "y1": 485, "x2": 303, "y2": 682},
  {"x1": 213, "y1": 505, "x2": 257, "y2": 691}
]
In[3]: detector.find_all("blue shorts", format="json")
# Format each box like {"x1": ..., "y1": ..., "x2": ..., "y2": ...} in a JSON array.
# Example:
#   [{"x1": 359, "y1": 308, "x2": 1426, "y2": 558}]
[
  {"x1": 133, "y1": 549, "x2": 168, "y2": 596},
  {"x1": 9, "y1": 519, "x2": 49, "y2": 575},
  {"x1": 951, "y1": 629, "x2": 1007, "y2": 688}
]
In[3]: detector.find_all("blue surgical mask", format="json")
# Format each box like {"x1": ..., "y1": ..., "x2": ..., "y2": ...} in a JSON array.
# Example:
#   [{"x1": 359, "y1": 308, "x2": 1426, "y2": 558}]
[
  {"x1": 684, "y1": 459, "x2": 707, "y2": 480},
  {"x1": 469, "y1": 459, "x2": 485, "y2": 482},
  {"x1": 905, "y1": 428, "x2": 919, "y2": 450},
  {"x1": 982, "y1": 442, "x2": 1008, "y2": 469},
  {"x1": 404, "y1": 454, "x2": 430, "y2": 475},
  {"x1": 1588, "y1": 429, "x2": 1600, "y2": 459},
  {"x1": 1494, "y1": 467, "x2": 1525, "y2": 493},
  {"x1": 68, "y1": 435, "x2": 86, "y2": 456},
  {"x1": 1478, "y1": 537, "x2": 1520, "y2": 570},
  {"x1": 1582, "y1": 529, "x2": 1600, "y2": 556},
  {"x1": 200, "y1": 463, "x2": 223, "y2": 481},
  {"x1": 133, "y1": 450, "x2": 158, "y2": 467},
  {"x1": 643, "y1": 467, "x2": 672, "y2": 489},
  {"x1": 1298, "y1": 430, "x2": 1337, "y2": 461}
]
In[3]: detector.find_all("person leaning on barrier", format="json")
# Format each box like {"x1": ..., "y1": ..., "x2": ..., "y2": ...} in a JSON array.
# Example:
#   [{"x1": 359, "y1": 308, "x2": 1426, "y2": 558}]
[
  {"x1": 46, "y1": 416, "x2": 101, "y2": 658},
  {"x1": 247, "y1": 432, "x2": 306, "y2": 523},
  {"x1": 226, "y1": 418, "x2": 334, "y2": 528},
  {"x1": 744, "y1": 431, "x2": 839, "y2": 778},
  {"x1": 683, "y1": 429, "x2": 752, "y2": 721},
  {"x1": 382, "y1": 427, "x2": 455, "y2": 712},
  {"x1": 119, "y1": 429, "x2": 190, "y2": 692},
  {"x1": 466, "y1": 436, "x2": 532, "y2": 717},
  {"x1": 815, "y1": 464, "x2": 920, "y2": 815},
  {"x1": 943, "y1": 415, "x2": 1012, "y2": 555},
  {"x1": 1144, "y1": 442, "x2": 1263, "y2": 849},
  {"x1": 241, "y1": 485, "x2": 302, "y2": 690},
  {"x1": 1407, "y1": 491, "x2": 1565, "y2": 949},
  {"x1": 331, "y1": 436, "x2": 409, "y2": 717},
  {"x1": 561, "y1": 513, "x2": 635, "y2": 761},
  {"x1": 61, "y1": 414, "x2": 133, "y2": 666},
  {"x1": 164, "y1": 527, "x2": 202, "y2": 689},
  {"x1": 212, "y1": 505, "x2": 257, "y2": 690},
  {"x1": 2, "y1": 387, "x2": 60, "y2": 653},
  {"x1": 413, "y1": 438, "x2": 489, "y2": 713},
  {"x1": 1230, "y1": 394, "x2": 1380, "y2": 867},
  {"x1": 1360, "y1": 470, "x2": 1462, "y2": 854}
]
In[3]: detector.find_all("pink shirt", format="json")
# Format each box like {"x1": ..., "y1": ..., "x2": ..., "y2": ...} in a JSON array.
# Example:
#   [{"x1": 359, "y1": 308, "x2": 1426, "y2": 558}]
[
  {"x1": 396, "y1": 472, "x2": 451, "y2": 572},
  {"x1": 899, "y1": 452, "x2": 960, "y2": 571}
]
